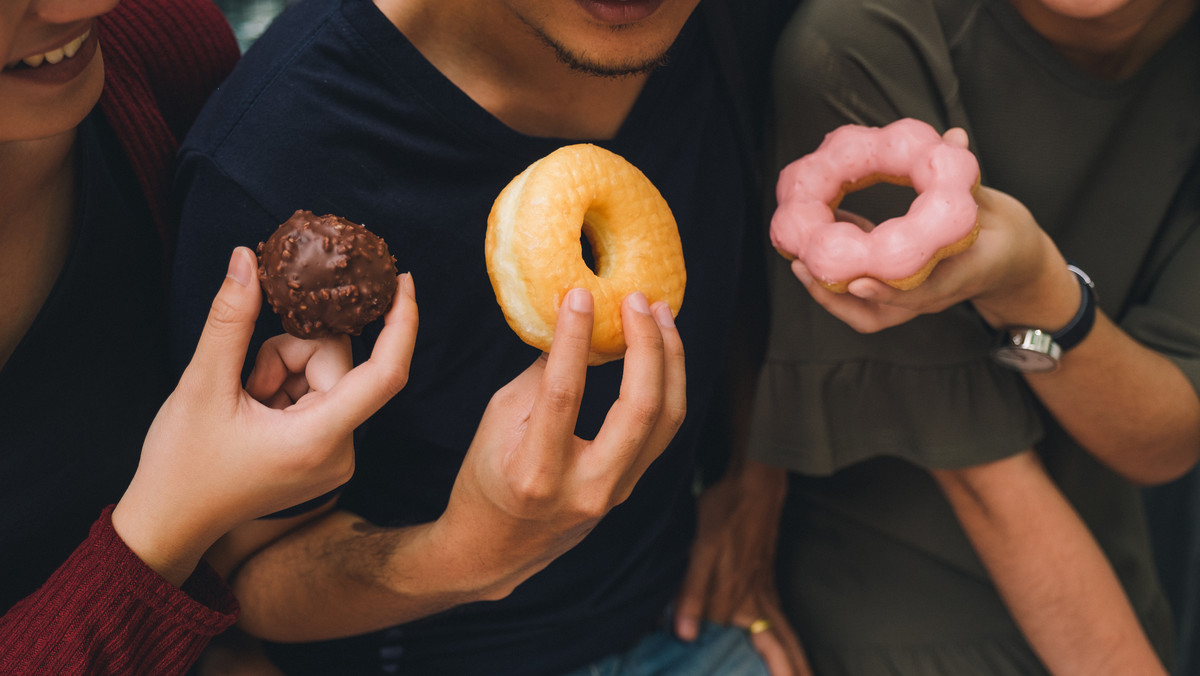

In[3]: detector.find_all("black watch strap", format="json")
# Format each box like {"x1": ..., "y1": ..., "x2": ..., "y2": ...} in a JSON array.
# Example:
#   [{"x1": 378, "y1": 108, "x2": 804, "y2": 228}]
[{"x1": 1051, "y1": 264, "x2": 1096, "y2": 352}]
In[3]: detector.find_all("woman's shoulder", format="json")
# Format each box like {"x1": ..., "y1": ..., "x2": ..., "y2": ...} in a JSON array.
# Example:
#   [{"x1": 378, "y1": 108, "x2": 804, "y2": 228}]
[{"x1": 97, "y1": 0, "x2": 240, "y2": 137}]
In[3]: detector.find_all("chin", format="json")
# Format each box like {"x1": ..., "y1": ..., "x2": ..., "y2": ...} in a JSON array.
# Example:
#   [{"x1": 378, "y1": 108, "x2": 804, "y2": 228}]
[
  {"x1": 0, "y1": 52, "x2": 104, "y2": 143},
  {"x1": 517, "y1": 0, "x2": 699, "y2": 77}
]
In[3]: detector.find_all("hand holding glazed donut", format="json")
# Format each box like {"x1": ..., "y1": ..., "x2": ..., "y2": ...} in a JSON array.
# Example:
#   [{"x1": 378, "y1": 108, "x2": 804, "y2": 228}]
[
  {"x1": 486, "y1": 144, "x2": 686, "y2": 364},
  {"x1": 432, "y1": 286, "x2": 687, "y2": 599}
]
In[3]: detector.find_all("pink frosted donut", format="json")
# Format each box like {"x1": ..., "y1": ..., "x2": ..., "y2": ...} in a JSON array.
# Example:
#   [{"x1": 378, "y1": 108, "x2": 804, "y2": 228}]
[{"x1": 770, "y1": 118, "x2": 981, "y2": 292}]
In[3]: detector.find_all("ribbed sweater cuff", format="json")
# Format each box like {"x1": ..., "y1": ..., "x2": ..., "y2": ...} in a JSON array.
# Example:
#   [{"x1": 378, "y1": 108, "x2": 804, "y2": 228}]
[{"x1": 0, "y1": 505, "x2": 239, "y2": 675}]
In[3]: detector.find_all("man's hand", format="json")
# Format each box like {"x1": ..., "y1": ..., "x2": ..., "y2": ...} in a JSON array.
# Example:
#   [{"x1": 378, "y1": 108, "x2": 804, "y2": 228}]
[
  {"x1": 673, "y1": 461, "x2": 811, "y2": 676},
  {"x1": 434, "y1": 287, "x2": 688, "y2": 597},
  {"x1": 228, "y1": 287, "x2": 689, "y2": 642}
]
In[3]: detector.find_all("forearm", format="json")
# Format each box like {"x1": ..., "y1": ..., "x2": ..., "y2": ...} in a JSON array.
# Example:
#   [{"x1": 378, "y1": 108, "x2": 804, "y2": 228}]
[
  {"x1": 932, "y1": 452, "x2": 1165, "y2": 676},
  {"x1": 971, "y1": 234, "x2": 1200, "y2": 485},
  {"x1": 1026, "y1": 313, "x2": 1200, "y2": 484},
  {"x1": 232, "y1": 509, "x2": 538, "y2": 642}
]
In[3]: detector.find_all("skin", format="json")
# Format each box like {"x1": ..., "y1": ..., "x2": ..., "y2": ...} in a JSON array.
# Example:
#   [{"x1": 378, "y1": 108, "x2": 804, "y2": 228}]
[
  {"x1": 0, "y1": 0, "x2": 114, "y2": 370},
  {"x1": 233, "y1": 290, "x2": 688, "y2": 640},
  {"x1": 112, "y1": 258, "x2": 420, "y2": 587},
  {"x1": 219, "y1": 0, "x2": 702, "y2": 657},
  {"x1": 674, "y1": 1, "x2": 1200, "y2": 674},
  {"x1": 376, "y1": 0, "x2": 700, "y2": 138},
  {"x1": 1, "y1": 0, "x2": 422, "y2": 594}
]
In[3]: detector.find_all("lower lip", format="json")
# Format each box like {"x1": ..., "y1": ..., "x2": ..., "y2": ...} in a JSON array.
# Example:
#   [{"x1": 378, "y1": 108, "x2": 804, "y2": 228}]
[
  {"x1": 1, "y1": 29, "x2": 100, "y2": 86},
  {"x1": 575, "y1": 0, "x2": 667, "y2": 24}
]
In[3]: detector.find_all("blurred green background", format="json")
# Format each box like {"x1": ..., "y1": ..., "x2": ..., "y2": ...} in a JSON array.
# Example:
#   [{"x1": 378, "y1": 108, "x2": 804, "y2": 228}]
[{"x1": 215, "y1": 0, "x2": 294, "y2": 51}]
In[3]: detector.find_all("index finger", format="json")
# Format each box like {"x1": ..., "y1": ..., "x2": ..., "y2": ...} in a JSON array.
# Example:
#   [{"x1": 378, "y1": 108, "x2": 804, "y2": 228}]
[
  {"x1": 316, "y1": 273, "x2": 419, "y2": 427},
  {"x1": 518, "y1": 288, "x2": 595, "y2": 454}
]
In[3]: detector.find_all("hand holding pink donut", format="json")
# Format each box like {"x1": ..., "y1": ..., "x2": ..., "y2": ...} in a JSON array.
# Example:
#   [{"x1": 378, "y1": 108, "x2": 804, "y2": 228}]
[
  {"x1": 792, "y1": 183, "x2": 1072, "y2": 335},
  {"x1": 771, "y1": 118, "x2": 982, "y2": 293}
]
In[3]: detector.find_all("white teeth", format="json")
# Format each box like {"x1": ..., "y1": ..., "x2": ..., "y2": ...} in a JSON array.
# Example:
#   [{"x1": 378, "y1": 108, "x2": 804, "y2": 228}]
[
  {"x1": 9, "y1": 29, "x2": 89, "y2": 70},
  {"x1": 62, "y1": 30, "x2": 86, "y2": 58}
]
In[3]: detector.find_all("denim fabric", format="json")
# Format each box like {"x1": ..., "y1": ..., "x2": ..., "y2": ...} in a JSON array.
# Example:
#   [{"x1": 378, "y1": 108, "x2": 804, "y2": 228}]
[{"x1": 560, "y1": 622, "x2": 769, "y2": 676}]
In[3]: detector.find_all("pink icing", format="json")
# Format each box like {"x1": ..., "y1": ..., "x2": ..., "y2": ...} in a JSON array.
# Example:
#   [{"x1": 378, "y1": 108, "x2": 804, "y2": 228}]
[{"x1": 771, "y1": 118, "x2": 980, "y2": 285}]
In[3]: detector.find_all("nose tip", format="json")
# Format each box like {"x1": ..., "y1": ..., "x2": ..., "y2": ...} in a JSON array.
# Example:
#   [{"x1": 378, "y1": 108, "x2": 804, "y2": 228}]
[{"x1": 29, "y1": 0, "x2": 121, "y2": 25}]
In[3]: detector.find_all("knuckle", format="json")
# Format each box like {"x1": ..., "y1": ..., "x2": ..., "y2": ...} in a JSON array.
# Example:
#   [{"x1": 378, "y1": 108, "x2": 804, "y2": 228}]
[
  {"x1": 204, "y1": 295, "x2": 249, "y2": 339},
  {"x1": 510, "y1": 465, "x2": 557, "y2": 505},
  {"x1": 625, "y1": 395, "x2": 663, "y2": 429},
  {"x1": 662, "y1": 398, "x2": 687, "y2": 433},
  {"x1": 573, "y1": 492, "x2": 612, "y2": 521},
  {"x1": 541, "y1": 376, "x2": 582, "y2": 415},
  {"x1": 380, "y1": 364, "x2": 410, "y2": 394},
  {"x1": 628, "y1": 328, "x2": 666, "y2": 356}
]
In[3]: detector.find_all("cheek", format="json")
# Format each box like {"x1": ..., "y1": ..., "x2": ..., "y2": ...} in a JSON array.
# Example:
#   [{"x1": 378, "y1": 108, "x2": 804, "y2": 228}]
[{"x1": 0, "y1": 51, "x2": 104, "y2": 143}]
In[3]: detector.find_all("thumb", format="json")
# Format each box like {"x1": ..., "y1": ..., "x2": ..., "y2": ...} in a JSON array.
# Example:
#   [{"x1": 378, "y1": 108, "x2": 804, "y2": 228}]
[
  {"x1": 185, "y1": 246, "x2": 263, "y2": 386},
  {"x1": 943, "y1": 126, "x2": 969, "y2": 149}
]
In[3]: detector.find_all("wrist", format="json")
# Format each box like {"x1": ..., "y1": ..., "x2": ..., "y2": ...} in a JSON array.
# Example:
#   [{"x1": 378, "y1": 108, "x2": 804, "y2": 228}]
[
  {"x1": 986, "y1": 263, "x2": 1098, "y2": 373},
  {"x1": 397, "y1": 514, "x2": 531, "y2": 603},
  {"x1": 972, "y1": 246, "x2": 1080, "y2": 331},
  {"x1": 111, "y1": 496, "x2": 211, "y2": 587}
]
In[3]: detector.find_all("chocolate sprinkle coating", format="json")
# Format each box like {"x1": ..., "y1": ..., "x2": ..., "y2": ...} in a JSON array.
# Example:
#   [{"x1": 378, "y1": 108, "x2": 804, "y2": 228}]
[{"x1": 257, "y1": 210, "x2": 398, "y2": 339}]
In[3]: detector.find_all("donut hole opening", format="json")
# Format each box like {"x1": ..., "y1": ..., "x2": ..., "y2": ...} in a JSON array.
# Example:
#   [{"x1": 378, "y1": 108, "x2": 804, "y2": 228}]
[
  {"x1": 838, "y1": 180, "x2": 919, "y2": 232},
  {"x1": 580, "y1": 222, "x2": 601, "y2": 276}
]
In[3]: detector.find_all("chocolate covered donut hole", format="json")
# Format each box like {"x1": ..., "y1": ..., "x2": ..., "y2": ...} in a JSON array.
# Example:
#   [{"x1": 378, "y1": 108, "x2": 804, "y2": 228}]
[{"x1": 257, "y1": 210, "x2": 398, "y2": 339}]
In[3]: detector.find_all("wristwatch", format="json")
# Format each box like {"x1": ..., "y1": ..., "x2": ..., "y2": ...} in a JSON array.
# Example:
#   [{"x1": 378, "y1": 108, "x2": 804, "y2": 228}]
[{"x1": 990, "y1": 264, "x2": 1096, "y2": 373}]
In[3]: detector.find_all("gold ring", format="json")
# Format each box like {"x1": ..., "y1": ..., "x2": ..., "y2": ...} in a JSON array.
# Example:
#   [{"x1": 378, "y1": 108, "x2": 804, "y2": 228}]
[{"x1": 747, "y1": 618, "x2": 772, "y2": 635}]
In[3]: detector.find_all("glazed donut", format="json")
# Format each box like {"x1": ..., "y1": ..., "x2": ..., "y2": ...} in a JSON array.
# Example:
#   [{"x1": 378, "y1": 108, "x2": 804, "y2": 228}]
[
  {"x1": 771, "y1": 118, "x2": 981, "y2": 293},
  {"x1": 485, "y1": 144, "x2": 686, "y2": 365}
]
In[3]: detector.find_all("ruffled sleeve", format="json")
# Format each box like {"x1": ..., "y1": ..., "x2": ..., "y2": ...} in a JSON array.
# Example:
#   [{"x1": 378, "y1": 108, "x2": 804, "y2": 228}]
[{"x1": 746, "y1": 255, "x2": 1043, "y2": 475}]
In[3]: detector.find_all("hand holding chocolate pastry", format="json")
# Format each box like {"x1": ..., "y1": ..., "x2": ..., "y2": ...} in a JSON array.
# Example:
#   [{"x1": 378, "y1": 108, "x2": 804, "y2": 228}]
[{"x1": 112, "y1": 222, "x2": 416, "y2": 587}]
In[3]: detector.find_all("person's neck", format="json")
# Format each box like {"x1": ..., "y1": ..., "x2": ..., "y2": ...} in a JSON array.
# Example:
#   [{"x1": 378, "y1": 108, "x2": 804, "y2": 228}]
[
  {"x1": 0, "y1": 132, "x2": 76, "y2": 225},
  {"x1": 0, "y1": 131, "x2": 78, "y2": 370},
  {"x1": 1010, "y1": 0, "x2": 1199, "y2": 80},
  {"x1": 374, "y1": 0, "x2": 650, "y2": 139}
]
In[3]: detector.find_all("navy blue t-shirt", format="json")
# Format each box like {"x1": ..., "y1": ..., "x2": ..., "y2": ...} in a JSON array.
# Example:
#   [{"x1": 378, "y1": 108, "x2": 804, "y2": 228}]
[{"x1": 171, "y1": 0, "x2": 748, "y2": 672}]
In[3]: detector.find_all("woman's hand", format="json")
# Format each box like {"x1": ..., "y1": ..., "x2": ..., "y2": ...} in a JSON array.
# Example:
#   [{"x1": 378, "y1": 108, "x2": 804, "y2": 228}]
[
  {"x1": 112, "y1": 246, "x2": 419, "y2": 585},
  {"x1": 673, "y1": 461, "x2": 812, "y2": 676},
  {"x1": 791, "y1": 130, "x2": 1078, "y2": 335}
]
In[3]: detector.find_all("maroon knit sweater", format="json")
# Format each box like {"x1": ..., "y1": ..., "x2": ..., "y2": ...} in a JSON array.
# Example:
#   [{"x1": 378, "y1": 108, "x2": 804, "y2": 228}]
[{"x1": 0, "y1": 1, "x2": 241, "y2": 673}]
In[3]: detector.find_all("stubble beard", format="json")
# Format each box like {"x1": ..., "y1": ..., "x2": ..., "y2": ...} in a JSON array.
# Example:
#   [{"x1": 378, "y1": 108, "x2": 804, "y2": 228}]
[{"x1": 528, "y1": 23, "x2": 671, "y2": 78}]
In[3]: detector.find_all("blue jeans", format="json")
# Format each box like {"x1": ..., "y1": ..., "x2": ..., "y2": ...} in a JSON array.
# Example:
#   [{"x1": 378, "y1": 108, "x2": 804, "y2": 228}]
[{"x1": 560, "y1": 621, "x2": 769, "y2": 676}]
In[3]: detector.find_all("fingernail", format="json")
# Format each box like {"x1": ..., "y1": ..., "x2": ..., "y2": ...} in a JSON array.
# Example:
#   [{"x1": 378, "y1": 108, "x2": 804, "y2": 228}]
[
  {"x1": 627, "y1": 291, "x2": 651, "y2": 315},
  {"x1": 677, "y1": 617, "x2": 698, "y2": 641},
  {"x1": 850, "y1": 282, "x2": 876, "y2": 300},
  {"x1": 567, "y1": 288, "x2": 592, "y2": 313},
  {"x1": 399, "y1": 272, "x2": 415, "y2": 299},
  {"x1": 652, "y1": 302, "x2": 675, "y2": 328},
  {"x1": 226, "y1": 247, "x2": 254, "y2": 287},
  {"x1": 790, "y1": 260, "x2": 813, "y2": 285}
]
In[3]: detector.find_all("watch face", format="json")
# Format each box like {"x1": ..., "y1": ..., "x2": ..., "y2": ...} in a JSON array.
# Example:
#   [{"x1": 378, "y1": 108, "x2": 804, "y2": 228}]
[{"x1": 990, "y1": 346, "x2": 1060, "y2": 373}]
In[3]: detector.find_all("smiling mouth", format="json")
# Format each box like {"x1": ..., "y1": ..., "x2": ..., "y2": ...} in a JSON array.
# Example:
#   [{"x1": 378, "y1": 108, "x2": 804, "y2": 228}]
[{"x1": 3, "y1": 29, "x2": 92, "y2": 71}]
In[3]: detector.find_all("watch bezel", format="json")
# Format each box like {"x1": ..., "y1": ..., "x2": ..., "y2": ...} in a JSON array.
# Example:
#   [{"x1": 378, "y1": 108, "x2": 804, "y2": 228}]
[{"x1": 990, "y1": 328, "x2": 1062, "y2": 373}]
